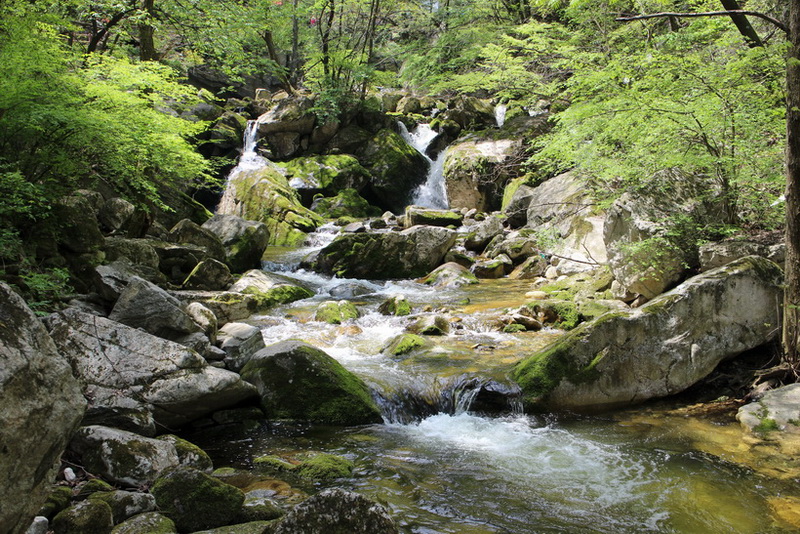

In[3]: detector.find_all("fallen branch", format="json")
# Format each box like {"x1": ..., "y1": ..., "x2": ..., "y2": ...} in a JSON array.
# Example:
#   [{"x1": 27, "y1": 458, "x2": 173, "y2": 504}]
[{"x1": 615, "y1": 10, "x2": 788, "y2": 34}]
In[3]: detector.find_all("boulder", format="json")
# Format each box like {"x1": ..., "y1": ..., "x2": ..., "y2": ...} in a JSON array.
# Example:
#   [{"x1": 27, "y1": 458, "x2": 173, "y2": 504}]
[
  {"x1": 170, "y1": 290, "x2": 259, "y2": 324},
  {"x1": 103, "y1": 237, "x2": 160, "y2": 272},
  {"x1": 383, "y1": 334, "x2": 429, "y2": 356},
  {"x1": 182, "y1": 259, "x2": 234, "y2": 290},
  {"x1": 217, "y1": 322, "x2": 267, "y2": 373},
  {"x1": 201, "y1": 214, "x2": 270, "y2": 273},
  {"x1": 311, "y1": 189, "x2": 380, "y2": 219},
  {"x1": 98, "y1": 198, "x2": 150, "y2": 237},
  {"x1": 110, "y1": 512, "x2": 177, "y2": 534},
  {"x1": 513, "y1": 256, "x2": 783, "y2": 411},
  {"x1": 168, "y1": 219, "x2": 227, "y2": 263},
  {"x1": 272, "y1": 488, "x2": 398, "y2": 534},
  {"x1": 156, "y1": 435, "x2": 214, "y2": 472},
  {"x1": 737, "y1": 384, "x2": 800, "y2": 434},
  {"x1": 277, "y1": 154, "x2": 370, "y2": 196},
  {"x1": 228, "y1": 269, "x2": 313, "y2": 309},
  {"x1": 52, "y1": 500, "x2": 113, "y2": 534},
  {"x1": 699, "y1": 236, "x2": 785, "y2": 272},
  {"x1": 443, "y1": 138, "x2": 519, "y2": 212},
  {"x1": 464, "y1": 216, "x2": 505, "y2": 252},
  {"x1": 237, "y1": 491, "x2": 285, "y2": 522},
  {"x1": 604, "y1": 168, "x2": 727, "y2": 299},
  {"x1": 0, "y1": 284, "x2": 86, "y2": 534},
  {"x1": 69, "y1": 426, "x2": 181, "y2": 487},
  {"x1": 404, "y1": 206, "x2": 464, "y2": 228},
  {"x1": 503, "y1": 184, "x2": 537, "y2": 227},
  {"x1": 418, "y1": 262, "x2": 479, "y2": 288},
  {"x1": 378, "y1": 295, "x2": 412, "y2": 316},
  {"x1": 87, "y1": 491, "x2": 156, "y2": 524},
  {"x1": 151, "y1": 467, "x2": 244, "y2": 533},
  {"x1": 240, "y1": 340, "x2": 382, "y2": 425},
  {"x1": 145, "y1": 240, "x2": 210, "y2": 285},
  {"x1": 407, "y1": 315, "x2": 450, "y2": 336},
  {"x1": 186, "y1": 302, "x2": 218, "y2": 341},
  {"x1": 310, "y1": 226, "x2": 457, "y2": 279},
  {"x1": 471, "y1": 258, "x2": 509, "y2": 279},
  {"x1": 52, "y1": 195, "x2": 105, "y2": 254},
  {"x1": 314, "y1": 300, "x2": 360, "y2": 324},
  {"x1": 47, "y1": 309, "x2": 258, "y2": 429},
  {"x1": 108, "y1": 277, "x2": 201, "y2": 340}
]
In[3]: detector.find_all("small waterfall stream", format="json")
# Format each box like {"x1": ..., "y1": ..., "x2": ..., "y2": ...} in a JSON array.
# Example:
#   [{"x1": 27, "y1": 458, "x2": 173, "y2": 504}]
[
  {"x1": 398, "y1": 122, "x2": 449, "y2": 210},
  {"x1": 217, "y1": 119, "x2": 277, "y2": 215},
  {"x1": 494, "y1": 103, "x2": 507, "y2": 127}
]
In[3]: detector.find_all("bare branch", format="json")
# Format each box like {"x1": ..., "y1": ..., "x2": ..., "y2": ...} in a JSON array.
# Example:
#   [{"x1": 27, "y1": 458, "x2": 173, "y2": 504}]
[{"x1": 615, "y1": 10, "x2": 788, "y2": 34}]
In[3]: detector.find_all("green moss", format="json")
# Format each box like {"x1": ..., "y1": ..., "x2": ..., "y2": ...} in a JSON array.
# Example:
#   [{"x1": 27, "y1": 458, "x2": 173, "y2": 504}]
[
  {"x1": 312, "y1": 189, "x2": 380, "y2": 219},
  {"x1": 52, "y1": 500, "x2": 114, "y2": 534},
  {"x1": 39, "y1": 485, "x2": 74, "y2": 519},
  {"x1": 384, "y1": 334, "x2": 427, "y2": 355},
  {"x1": 754, "y1": 417, "x2": 780, "y2": 435},
  {"x1": 75, "y1": 479, "x2": 114, "y2": 500},
  {"x1": 189, "y1": 521, "x2": 277, "y2": 534},
  {"x1": 378, "y1": 295, "x2": 412, "y2": 316},
  {"x1": 295, "y1": 452, "x2": 354, "y2": 480},
  {"x1": 111, "y1": 512, "x2": 177, "y2": 534},
  {"x1": 157, "y1": 435, "x2": 213, "y2": 472},
  {"x1": 314, "y1": 300, "x2": 359, "y2": 324},
  {"x1": 245, "y1": 284, "x2": 313, "y2": 309},
  {"x1": 253, "y1": 455, "x2": 297, "y2": 472},
  {"x1": 503, "y1": 324, "x2": 527, "y2": 333}
]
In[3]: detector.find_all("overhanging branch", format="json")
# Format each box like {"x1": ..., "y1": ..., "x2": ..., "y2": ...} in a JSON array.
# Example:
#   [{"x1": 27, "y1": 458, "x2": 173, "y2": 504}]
[{"x1": 615, "y1": 10, "x2": 788, "y2": 35}]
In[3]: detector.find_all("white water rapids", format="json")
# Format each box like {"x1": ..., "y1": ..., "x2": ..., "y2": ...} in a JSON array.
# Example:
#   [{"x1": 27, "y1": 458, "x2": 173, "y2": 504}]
[{"x1": 398, "y1": 122, "x2": 449, "y2": 210}]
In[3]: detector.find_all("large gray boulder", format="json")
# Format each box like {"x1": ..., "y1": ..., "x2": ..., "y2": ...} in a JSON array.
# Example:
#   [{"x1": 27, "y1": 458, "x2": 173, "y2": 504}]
[
  {"x1": 201, "y1": 214, "x2": 270, "y2": 273},
  {"x1": 513, "y1": 256, "x2": 783, "y2": 412},
  {"x1": 47, "y1": 309, "x2": 257, "y2": 429},
  {"x1": 228, "y1": 269, "x2": 313, "y2": 309},
  {"x1": 0, "y1": 284, "x2": 86, "y2": 534},
  {"x1": 272, "y1": 488, "x2": 398, "y2": 534},
  {"x1": 109, "y1": 277, "x2": 202, "y2": 340},
  {"x1": 168, "y1": 219, "x2": 227, "y2": 263},
  {"x1": 310, "y1": 226, "x2": 457, "y2": 279}
]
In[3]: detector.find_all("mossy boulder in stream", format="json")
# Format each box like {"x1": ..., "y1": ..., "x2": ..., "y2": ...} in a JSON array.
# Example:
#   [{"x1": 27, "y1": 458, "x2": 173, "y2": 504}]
[
  {"x1": 229, "y1": 269, "x2": 313, "y2": 310},
  {"x1": 52, "y1": 500, "x2": 114, "y2": 534},
  {"x1": 378, "y1": 295, "x2": 412, "y2": 316},
  {"x1": 383, "y1": 334, "x2": 428, "y2": 356},
  {"x1": 311, "y1": 188, "x2": 381, "y2": 219},
  {"x1": 254, "y1": 451, "x2": 354, "y2": 481},
  {"x1": 240, "y1": 340, "x2": 382, "y2": 425},
  {"x1": 314, "y1": 300, "x2": 360, "y2": 324},
  {"x1": 277, "y1": 154, "x2": 370, "y2": 195},
  {"x1": 512, "y1": 256, "x2": 784, "y2": 412}
]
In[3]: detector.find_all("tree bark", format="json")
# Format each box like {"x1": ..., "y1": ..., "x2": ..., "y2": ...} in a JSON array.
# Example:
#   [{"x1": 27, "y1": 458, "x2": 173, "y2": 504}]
[
  {"x1": 719, "y1": 0, "x2": 763, "y2": 47},
  {"x1": 139, "y1": 0, "x2": 157, "y2": 61},
  {"x1": 784, "y1": 0, "x2": 800, "y2": 369}
]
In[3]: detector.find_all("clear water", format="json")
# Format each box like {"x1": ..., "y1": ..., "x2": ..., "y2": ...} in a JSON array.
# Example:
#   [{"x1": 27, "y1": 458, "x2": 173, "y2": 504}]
[
  {"x1": 197, "y1": 232, "x2": 800, "y2": 534},
  {"x1": 398, "y1": 122, "x2": 449, "y2": 210}
]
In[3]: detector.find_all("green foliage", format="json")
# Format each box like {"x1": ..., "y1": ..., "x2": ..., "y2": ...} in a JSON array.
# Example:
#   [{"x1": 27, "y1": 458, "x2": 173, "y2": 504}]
[{"x1": 17, "y1": 266, "x2": 73, "y2": 315}]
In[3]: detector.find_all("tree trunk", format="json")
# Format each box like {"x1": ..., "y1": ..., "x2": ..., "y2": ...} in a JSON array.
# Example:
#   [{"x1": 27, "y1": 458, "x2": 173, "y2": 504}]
[
  {"x1": 783, "y1": 0, "x2": 800, "y2": 369},
  {"x1": 719, "y1": 0, "x2": 763, "y2": 47},
  {"x1": 139, "y1": 0, "x2": 157, "y2": 61}
]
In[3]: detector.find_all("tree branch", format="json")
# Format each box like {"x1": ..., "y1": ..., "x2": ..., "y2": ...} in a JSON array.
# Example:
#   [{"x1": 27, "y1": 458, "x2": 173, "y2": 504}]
[{"x1": 615, "y1": 10, "x2": 788, "y2": 34}]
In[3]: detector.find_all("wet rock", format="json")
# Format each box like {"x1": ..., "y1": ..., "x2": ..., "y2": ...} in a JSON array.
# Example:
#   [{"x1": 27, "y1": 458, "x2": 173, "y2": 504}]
[
  {"x1": 329, "y1": 281, "x2": 374, "y2": 298},
  {"x1": 513, "y1": 256, "x2": 783, "y2": 412},
  {"x1": 254, "y1": 452, "x2": 353, "y2": 481},
  {"x1": 509, "y1": 255, "x2": 548, "y2": 279},
  {"x1": 229, "y1": 269, "x2": 313, "y2": 309},
  {"x1": 39, "y1": 486, "x2": 73, "y2": 520},
  {"x1": 272, "y1": 488, "x2": 398, "y2": 534},
  {"x1": 201, "y1": 214, "x2": 270, "y2": 274},
  {"x1": 109, "y1": 277, "x2": 202, "y2": 340},
  {"x1": 311, "y1": 189, "x2": 379, "y2": 219},
  {"x1": 383, "y1": 334, "x2": 428, "y2": 356},
  {"x1": 151, "y1": 467, "x2": 244, "y2": 533},
  {"x1": 170, "y1": 290, "x2": 259, "y2": 323},
  {"x1": 237, "y1": 490, "x2": 285, "y2": 522},
  {"x1": 241, "y1": 340, "x2": 382, "y2": 425},
  {"x1": 24, "y1": 516, "x2": 48, "y2": 534},
  {"x1": 0, "y1": 283, "x2": 86, "y2": 534},
  {"x1": 311, "y1": 226, "x2": 457, "y2": 280},
  {"x1": 738, "y1": 384, "x2": 800, "y2": 435},
  {"x1": 464, "y1": 215, "x2": 505, "y2": 252},
  {"x1": 277, "y1": 154, "x2": 370, "y2": 196},
  {"x1": 404, "y1": 206, "x2": 464, "y2": 228},
  {"x1": 314, "y1": 300, "x2": 360, "y2": 324},
  {"x1": 471, "y1": 258, "x2": 508, "y2": 279},
  {"x1": 110, "y1": 512, "x2": 177, "y2": 534},
  {"x1": 217, "y1": 322, "x2": 267, "y2": 373},
  {"x1": 189, "y1": 522, "x2": 274, "y2": 534},
  {"x1": 484, "y1": 232, "x2": 537, "y2": 263},
  {"x1": 419, "y1": 262, "x2": 478, "y2": 288},
  {"x1": 182, "y1": 258, "x2": 234, "y2": 290},
  {"x1": 87, "y1": 491, "x2": 156, "y2": 524},
  {"x1": 408, "y1": 315, "x2": 450, "y2": 336},
  {"x1": 156, "y1": 435, "x2": 213, "y2": 472},
  {"x1": 52, "y1": 500, "x2": 113, "y2": 534},
  {"x1": 379, "y1": 295, "x2": 412, "y2": 316}
]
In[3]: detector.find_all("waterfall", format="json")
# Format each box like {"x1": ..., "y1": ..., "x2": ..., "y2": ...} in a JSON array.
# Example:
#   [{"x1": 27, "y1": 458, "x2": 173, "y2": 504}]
[
  {"x1": 398, "y1": 122, "x2": 449, "y2": 210},
  {"x1": 494, "y1": 103, "x2": 507, "y2": 128},
  {"x1": 217, "y1": 119, "x2": 273, "y2": 214}
]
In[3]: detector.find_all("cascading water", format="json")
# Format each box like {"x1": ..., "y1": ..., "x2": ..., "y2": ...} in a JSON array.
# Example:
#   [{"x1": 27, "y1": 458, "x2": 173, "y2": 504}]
[
  {"x1": 494, "y1": 103, "x2": 507, "y2": 128},
  {"x1": 216, "y1": 119, "x2": 276, "y2": 214},
  {"x1": 398, "y1": 122, "x2": 449, "y2": 210}
]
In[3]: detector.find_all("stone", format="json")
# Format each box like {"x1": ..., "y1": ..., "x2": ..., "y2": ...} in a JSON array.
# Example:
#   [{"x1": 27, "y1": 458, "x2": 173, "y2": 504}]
[
  {"x1": 272, "y1": 488, "x2": 398, "y2": 534},
  {"x1": 484, "y1": 233, "x2": 537, "y2": 263},
  {"x1": 699, "y1": 235, "x2": 785, "y2": 272},
  {"x1": 39, "y1": 486, "x2": 73, "y2": 520},
  {"x1": 408, "y1": 315, "x2": 451, "y2": 336},
  {"x1": 513, "y1": 256, "x2": 783, "y2": 412},
  {"x1": 418, "y1": 262, "x2": 479, "y2": 288},
  {"x1": 509, "y1": 255, "x2": 548, "y2": 279},
  {"x1": 201, "y1": 214, "x2": 270, "y2": 274},
  {"x1": 87, "y1": 491, "x2": 156, "y2": 523},
  {"x1": 168, "y1": 219, "x2": 227, "y2": 263},
  {"x1": 277, "y1": 154, "x2": 370, "y2": 196},
  {"x1": 240, "y1": 340, "x2": 382, "y2": 425},
  {"x1": 109, "y1": 277, "x2": 201, "y2": 340},
  {"x1": 311, "y1": 189, "x2": 380, "y2": 219},
  {"x1": 378, "y1": 295, "x2": 412, "y2": 316},
  {"x1": 186, "y1": 302, "x2": 218, "y2": 341},
  {"x1": 0, "y1": 283, "x2": 86, "y2": 534},
  {"x1": 182, "y1": 259, "x2": 234, "y2": 290},
  {"x1": 110, "y1": 512, "x2": 177, "y2": 534},
  {"x1": 144, "y1": 240, "x2": 211, "y2": 285},
  {"x1": 471, "y1": 258, "x2": 508, "y2": 279},
  {"x1": 52, "y1": 195, "x2": 106, "y2": 254},
  {"x1": 47, "y1": 309, "x2": 257, "y2": 429},
  {"x1": 237, "y1": 491, "x2": 284, "y2": 522},
  {"x1": 189, "y1": 522, "x2": 274, "y2": 534},
  {"x1": 99, "y1": 198, "x2": 149, "y2": 237},
  {"x1": 329, "y1": 281, "x2": 374, "y2": 298},
  {"x1": 464, "y1": 216, "x2": 505, "y2": 252},
  {"x1": 170, "y1": 290, "x2": 259, "y2": 324},
  {"x1": 737, "y1": 384, "x2": 800, "y2": 434},
  {"x1": 383, "y1": 334, "x2": 428, "y2": 356},
  {"x1": 314, "y1": 300, "x2": 360, "y2": 324},
  {"x1": 151, "y1": 467, "x2": 244, "y2": 533},
  {"x1": 310, "y1": 226, "x2": 457, "y2": 280},
  {"x1": 69, "y1": 426, "x2": 180, "y2": 486},
  {"x1": 103, "y1": 237, "x2": 160, "y2": 271},
  {"x1": 229, "y1": 269, "x2": 314, "y2": 309},
  {"x1": 156, "y1": 435, "x2": 213, "y2": 472},
  {"x1": 404, "y1": 206, "x2": 464, "y2": 228},
  {"x1": 52, "y1": 500, "x2": 113, "y2": 534},
  {"x1": 24, "y1": 516, "x2": 48, "y2": 534},
  {"x1": 217, "y1": 322, "x2": 267, "y2": 373}
]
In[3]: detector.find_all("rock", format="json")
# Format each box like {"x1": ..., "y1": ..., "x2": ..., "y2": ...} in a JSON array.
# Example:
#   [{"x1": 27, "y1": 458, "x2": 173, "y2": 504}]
[
  {"x1": 383, "y1": 334, "x2": 428, "y2": 356},
  {"x1": 156, "y1": 435, "x2": 213, "y2": 472},
  {"x1": 311, "y1": 189, "x2": 380, "y2": 219},
  {"x1": 24, "y1": 516, "x2": 48, "y2": 534},
  {"x1": 277, "y1": 154, "x2": 370, "y2": 196},
  {"x1": 408, "y1": 315, "x2": 450, "y2": 336},
  {"x1": 378, "y1": 295, "x2": 412, "y2": 316},
  {"x1": 699, "y1": 235, "x2": 785, "y2": 272},
  {"x1": 329, "y1": 281, "x2": 374, "y2": 298},
  {"x1": 145, "y1": 239, "x2": 210, "y2": 285},
  {"x1": 272, "y1": 488, "x2": 398, "y2": 534},
  {"x1": 168, "y1": 219, "x2": 227, "y2": 263},
  {"x1": 99, "y1": 198, "x2": 149, "y2": 237},
  {"x1": 69, "y1": 426, "x2": 180, "y2": 486},
  {"x1": 604, "y1": 168, "x2": 727, "y2": 299},
  {"x1": 52, "y1": 500, "x2": 113, "y2": 534},
  {"x1": 509, "y1": 255, "x2": 548, "y2": 279},
  {"x1": 464, "y1": 216, "x2": 505, "y2": 252},
  {"x1": 87, "y1": 491, "x2": 156, "y2": 523},
  {"x1": 216, "y1": 163, "x2": 323, "y2": 246},
  {"x1": 189, "y1": 522, "x2": 274, "y2": 534},
  {"x1": 109, "y1": 277, "x2": 201, "y2": 340},
  {"x1": 310, "y1": 226, "x2": 457, "y2": 279},
  {"x1": 201, "y1": 214, "x2": 270, "y2": 274},
  {"x1": 237, "y1": 490, "x2": 284, "y2": 522},
  {"x1": 484, "y1": 233, "x2": 537, "y2": 263},
  {"x1": 737, "y1": 384, "x2": 800, "y2": 434},
  {"x1": 52, "y1": 195, "x2": 106, "y2": 254},
  {"x1": 255, "y1": 452, "x2": 353, "y2": 481},
  {"x1": 419, "y1": 262, "x2": 478, "y2": 288},
  {"x1": 404, "y1": 206, "x2": 464, "y2": 228},
  {"x1": 341, "y1": 221, "x2": 367, "y2": 233},
  {"x1": 186, "y1": 302, "x2": 218, "y2": 341},
  {"x1": 240, "y1": 340, "x2": 382, "y2": 425},
  {"x1": 110, "y1": 512, "x2": 177, "y2": 534},
  {"x1": 503, "y1": 184, "x2": 537, "y2": 227},
  {"x1": 314, "y1": 300, "x2": 360, "y2": 324},
  {"x1": 471, "y1": 258, "x2": 508, "y2": 279},
  {"x1": 170, "y1": 290, "x2": 259, "y2": 323},
  {"x1": 356, "y1": 128, "x2": 429, "y2": 212},
  {"x1": 512, "y1": 256, "x2": 783, "y2": 411},
  {"x1": 103, "y1": 237, "x2": 161, "y2": 272},
  {"x1": 39, "y1": 486, "x2": 73, "y2": 520},
  {"x1": 182, "y1": 259, "x2": 233, "y2": 290},
  {"x1": 217, "y1": 322, "x2": 267, "y2": 373},
  {"x1": 48, "y1": 309, "x2": 258, "y2": 429},
  {"x1": 151, "y1": 467, "x2": 244, "y2": 533},
  {"x1": 0, "y1": 283, "x2": 86, "y2": 534},
  {"x1": 228, "y1": 269, "x2": 313, "y2": 309}
]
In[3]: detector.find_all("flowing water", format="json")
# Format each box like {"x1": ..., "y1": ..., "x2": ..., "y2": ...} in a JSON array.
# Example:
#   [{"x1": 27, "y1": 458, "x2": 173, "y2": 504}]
[
  {"x1": 399, "y1": 122, "x2": 449, "y2": 210},
  {"x1": 191, "y1": 233, "x2": 800, "y2": 534},
  {"x1": 495, "y1": 103, "x2": 507, "y2": 128}
]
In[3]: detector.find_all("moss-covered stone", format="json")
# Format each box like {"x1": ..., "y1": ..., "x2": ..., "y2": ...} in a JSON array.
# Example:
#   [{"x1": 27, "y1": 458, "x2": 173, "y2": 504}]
[
  {"x1": 110, "y1": 512, "x2": 177, "y2": 534},
  {"x1": 52, "y1": 500, "x2": 114, "y2": 534},
  {"x1": 88, "y1": 491, "x2": 156, "y2": 524},
  {"x1": 244, "y1": 284, "x2": 314, "y2": 310},
  {"x1": 503, "y1": 324, "x2": 527, "y2": 333},
  {"x1": 295, "y1": 452, "x2": 354, "y2": 480},
  {"x1": 240, "y1": 340, "x2": 382, "y2": 425},
  {"x1": 151, "y1": 467, "x2": 245, "y2": 533},
  {"x1": 314, "y1": 300, "x2": 360, "y2": 324},
  {"x1": 253, "y1": 455, "x2": 297, "y2": 472},
  {"x1": 277, "y1": 154, "x2": 370, "y2": 194},
  {"x1": 378, "y1": 295, "x2": 412, "y2": 316},
  {"x1": 383, "y1": 334, "x2": 427, "y2": 356},
  {"x1": 418, "y1": 262, "x2": 478, "y2": 288},
  {"x1": 408, "y1": 315, "x2": 450, "y2": 336},
  {"x1": 157, "y1": 435, "x2": 213, "y2": 472},
  {"x1": 311, "y1": 188, "x2": 381, "y2": 219},
  {"x1": 75, "y1": 479, "x2": 114, "y2": 500},
  {"x1": 404, "y1": 207, "x2": 464, "y2": 228},
  {"x1": 39, "y1": 485, "x2": 75, "y2": 519},
  {"x1": 190, "y1": 521, "x2": 277, "y2": 534}
]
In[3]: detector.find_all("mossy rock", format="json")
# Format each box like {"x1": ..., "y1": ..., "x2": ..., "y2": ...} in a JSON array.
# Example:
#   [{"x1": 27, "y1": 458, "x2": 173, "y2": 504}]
[
  {"x1": 419, "y1": 262, "x2": 478, "y2": 288},
  {"x1": 52, "y1": 500, "x2": 114, "y2": 534},
  {"x1": 314, "y1": 300, "x2": 360, "y2": 324},
  {"x1": 311, "y1": 188, "x2": 381, "y2": 219},
  {"x1": 190, "y1": 521, "x2": 277, "y2": 534},
  {"x1": 503, "y1": 324, "x2": 527, "y2": 333},
  {"x1": 378, "y1": 295, "x2": 412, "y2": 316},
  {"x1": 407, "y1": 315, "x2": 450, "y2": 336},
  {"x1": 151, "y1": 467, "x2": 245, "y2": 533},
  {"x1": 39, "y1": 485, "x2": 75, "y2": 519},
  {"x1": 245, "y1": 284, "x2": 314, "y2": 309},
  {"x1": 383, "y1": 334, "x2": 427, "y2": 356},
  {"x1": 277, "y1": 154, "x2": 370, "y2": 194},
  {"x1": 88, "y1": 490, "x2": 156, "y2": 524},
  {"x1": 75, "y1": 479, "x2": 115, "y2": 500},
  {"x1": 295, "y1": 452, "x2": 354, "y2": 480},
  {"x1": 240, "y1": 340, "x2": 382, "y2": 425},
  {"x1": 111, "y1": 512, "x2": 177, "y2": 534},
  {"x1": 157, "y1": 435, "x2": 213, "y2": 472},
  {"x1": 253, "y1": 455, "x2": 297, "y2": 472}
]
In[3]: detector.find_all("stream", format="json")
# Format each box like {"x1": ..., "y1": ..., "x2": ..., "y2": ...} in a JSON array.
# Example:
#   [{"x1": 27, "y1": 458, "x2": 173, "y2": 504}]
[{"x1": 188, "y1": 233, "x2": 800, "y2": 534}]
